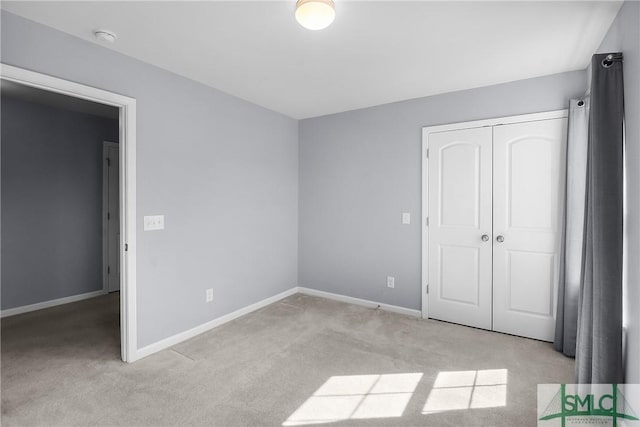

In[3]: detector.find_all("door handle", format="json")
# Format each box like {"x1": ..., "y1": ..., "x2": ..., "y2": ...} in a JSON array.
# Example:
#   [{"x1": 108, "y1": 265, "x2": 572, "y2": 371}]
[
  {"x1": 481, "y1": 234, "x2": 490, "y2": 242},
  {"x1": 496, "y1": 235, "x2": 505, "y2": 243}
]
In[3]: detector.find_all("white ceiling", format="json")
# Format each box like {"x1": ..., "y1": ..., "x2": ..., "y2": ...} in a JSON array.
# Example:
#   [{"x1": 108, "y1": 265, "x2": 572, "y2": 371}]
[{"x1": 2, "y1": 1, "x2": 622, "y2": 119}]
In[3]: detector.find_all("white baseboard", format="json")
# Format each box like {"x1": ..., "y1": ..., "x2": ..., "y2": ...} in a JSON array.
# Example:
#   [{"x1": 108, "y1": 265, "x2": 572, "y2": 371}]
[
  {"x1": 297, "y1": 286, "x2": 421, "y2": 318},
  {"x1": 134, "y1": 287, "x2": 299, "y2": 361},
  {"x1": 132, "y1": 285, "x2": 420, "y2": 362},
  {"x1": 1, "y1": 290, "x2": 107, "y2": 318}
]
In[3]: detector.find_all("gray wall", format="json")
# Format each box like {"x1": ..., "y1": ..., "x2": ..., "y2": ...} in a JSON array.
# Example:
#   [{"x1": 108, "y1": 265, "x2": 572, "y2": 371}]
[
  {"x1": 0, "y1": 11, "x2": 299, "y2": 348},
  {"x1": 299, "y1": 71, "x2": 587, "y2": 311},
  {"x1": 1, "y1": 96, "x2": 118, "y2": 309},
  {"x1": 597, "y1": 0, "x2": 640, "y2": 384},
  {"x1": 4, "y1": 5, "x2": 631, "y2": 375}
]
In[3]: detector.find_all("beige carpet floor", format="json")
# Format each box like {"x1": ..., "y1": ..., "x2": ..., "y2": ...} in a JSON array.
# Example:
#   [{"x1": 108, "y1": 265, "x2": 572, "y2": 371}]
[{"x1": 1, "y1": 292, "x2": 574, "y2": 426}]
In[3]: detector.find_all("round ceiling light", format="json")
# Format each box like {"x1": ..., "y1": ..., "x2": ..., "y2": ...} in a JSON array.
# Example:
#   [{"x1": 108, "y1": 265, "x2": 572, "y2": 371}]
[
  {"x1": 295, "y1": 0, "x2": 335, "y2": 31},
  {"x1": 94, "y1": 29, "x2": 117, "y2": 43}
]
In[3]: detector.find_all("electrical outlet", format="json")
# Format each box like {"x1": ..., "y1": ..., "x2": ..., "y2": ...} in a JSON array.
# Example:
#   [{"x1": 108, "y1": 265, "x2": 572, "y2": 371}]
[
  {"x1": 387, "y1": 276, "x2": 395, "y2": 288},
  {"x1": 402, "y1": 212, "x2": 411, "y2": 225},
  {"x1": 206, "y1": 288, "x2": 213, "y2": 303}
]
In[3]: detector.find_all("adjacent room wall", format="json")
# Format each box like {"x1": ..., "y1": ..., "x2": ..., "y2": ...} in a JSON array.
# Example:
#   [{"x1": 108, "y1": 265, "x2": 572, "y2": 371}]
[
  {"x1": 299, "y1": 71, "x2": 586, "y2": 311},
  {"x1": 596, "y1": 0, "x2": 640, "y2": 384},
  {"x1": 1, "y1": 11, "x2": 299, "y2": 348},
  {"x1": 1, "y1": 96, "x2": 118, "y2": 310}
]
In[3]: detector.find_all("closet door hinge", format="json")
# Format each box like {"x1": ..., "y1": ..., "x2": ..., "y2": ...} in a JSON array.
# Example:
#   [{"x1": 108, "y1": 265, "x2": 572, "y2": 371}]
[
  {"x1": 426, "y1": 148, "x2": 429, "y2": 159},
  {"x1": 425, "y1": 217, "x2": 429, "y2": 227},
  {"x1": 107, "y1": 157, "x2": 111, "y2": 167},
  {"x1": 426, "y1": 284, "x2": 429, "y2": 294}
]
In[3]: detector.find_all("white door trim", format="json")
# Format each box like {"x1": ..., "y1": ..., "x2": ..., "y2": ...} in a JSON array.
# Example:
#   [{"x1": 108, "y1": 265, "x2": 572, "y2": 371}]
[
  {"x1": 421, "y1": 109, "x2": 568, "y2": 320},
  {"x1": 1, "y1": 63, "x2": 138, "y2": 363},
  {"x1": 103, "y1": 141, "x2": 119, "y2": 294}
]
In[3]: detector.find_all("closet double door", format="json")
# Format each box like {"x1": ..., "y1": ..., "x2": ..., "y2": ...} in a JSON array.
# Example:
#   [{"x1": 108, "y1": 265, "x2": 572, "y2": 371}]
[{"x1": 427, "y1": 118, "x2": 567, "y2": 342}]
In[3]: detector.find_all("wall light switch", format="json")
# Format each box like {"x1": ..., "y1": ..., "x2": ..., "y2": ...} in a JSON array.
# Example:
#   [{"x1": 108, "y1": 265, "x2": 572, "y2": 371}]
[
  {"x1": 144, "y1": 215, "x2": 165, "y2": 231},
  {"x1": 402, "y1": 212, "x2": 411, "y2": 225},
  {"x1": 387, "y1": 276, "x2": 395, "y2": 288}
]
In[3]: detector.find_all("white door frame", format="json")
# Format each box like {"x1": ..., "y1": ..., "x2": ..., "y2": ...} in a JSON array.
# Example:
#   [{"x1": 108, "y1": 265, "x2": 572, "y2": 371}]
[
  {"x1": 421, "y1": 109, "x2": 568, "y2": 320},
  {"x1": 103, "y1": 141, "x2": 120, "y2": 294},
  {"x1": 1, "y1": 63, "x2": 138, "y2": 362}
]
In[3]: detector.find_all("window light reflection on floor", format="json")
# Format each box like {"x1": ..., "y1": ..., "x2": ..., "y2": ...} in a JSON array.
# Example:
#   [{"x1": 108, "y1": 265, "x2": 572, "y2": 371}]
[
  {"x1": 422, "y1": 369, "x2": 508, "y2": 414},
  {"x1": 283, "y1": 373, "x2": 423, "y2": 426}
]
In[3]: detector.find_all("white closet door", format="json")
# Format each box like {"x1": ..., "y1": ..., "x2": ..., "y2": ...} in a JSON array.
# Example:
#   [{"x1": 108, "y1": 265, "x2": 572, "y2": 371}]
[
  {"x1": 428, "y1": 127, "x2": 493, "y2": 330},
  {"x1": 492, "y1": 118, "x2": 567, "y2": 341}
]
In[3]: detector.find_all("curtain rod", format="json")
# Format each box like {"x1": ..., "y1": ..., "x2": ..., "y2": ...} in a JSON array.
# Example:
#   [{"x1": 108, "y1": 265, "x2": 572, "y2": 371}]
[
  {"x1": 582, "y1": 52, "x2": 623, "y2": 98},
  {"x1": 601, "y1": 53, "x2": 623, "y2": 68}
]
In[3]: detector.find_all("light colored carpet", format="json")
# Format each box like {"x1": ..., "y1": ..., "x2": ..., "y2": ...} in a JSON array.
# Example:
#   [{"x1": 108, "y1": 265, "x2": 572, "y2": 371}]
[{"x1": 1, "y1": 292, "x2": 574, "y2": 426}]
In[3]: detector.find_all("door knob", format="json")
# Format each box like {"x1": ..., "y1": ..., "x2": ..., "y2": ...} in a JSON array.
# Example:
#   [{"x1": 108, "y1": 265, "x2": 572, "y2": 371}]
[
  {"x1": 496, "y1": 235, "x2": 505, "y2": 243},
  {"x1": 481, "y1": 234, "x2": 489, "y2": 242}
]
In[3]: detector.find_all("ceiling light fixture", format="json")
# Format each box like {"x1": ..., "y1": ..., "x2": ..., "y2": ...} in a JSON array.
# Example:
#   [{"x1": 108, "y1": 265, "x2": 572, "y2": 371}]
[
  {"x1": 94, "y1": 29, "x2": 117, "y2": 43},
  {"x1": 295, "y1": 0, "x2": 335, "y2": 31}
]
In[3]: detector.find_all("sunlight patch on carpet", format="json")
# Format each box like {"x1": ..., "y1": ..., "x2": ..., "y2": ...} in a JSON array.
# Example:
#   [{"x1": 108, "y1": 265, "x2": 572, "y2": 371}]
[
  {"x1": 283, "y1": 373, "x2": 423, "y2": 425},
  {"x1": 422, "y1": 369, "x2": 508, "y2": 414}
]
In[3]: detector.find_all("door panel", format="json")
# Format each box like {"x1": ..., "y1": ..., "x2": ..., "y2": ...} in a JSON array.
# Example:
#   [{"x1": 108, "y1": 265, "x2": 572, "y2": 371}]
[
  {"x1": 440, "y1": 144, "x2": 481, "y2": 228},
  {"x1": 508, "y1": 138, "x2": 555, "y2": 230},
  {"x1": 428, "y1": 127, "x2": 493, "y2": 330},
  {"x1": 507, "y1": 251, "x2": 554, "y2": 316},
  {"x1": 492, "y1": 119, "x2": 567, "y2": 341},
  {"x1": 440, "y1": 245, "x2": 480, "y2": 305}
]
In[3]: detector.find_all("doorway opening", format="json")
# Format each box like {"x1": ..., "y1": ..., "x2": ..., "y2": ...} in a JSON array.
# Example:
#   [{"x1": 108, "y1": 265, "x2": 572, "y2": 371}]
[{"x1": 0, "y1": 64, "x2": 137, "y2": 362}]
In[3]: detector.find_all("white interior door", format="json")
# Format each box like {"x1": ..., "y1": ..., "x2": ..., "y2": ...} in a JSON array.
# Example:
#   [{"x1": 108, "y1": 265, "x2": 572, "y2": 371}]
[
  {"x1": 106, "y1": 143, "x2": 120, "y2": 293},
  {"x1": 428, "y1": 127, "x2": 493, "y2": 330},
  {"x1": 492, "y1": 118, "x2": 567, "y2": 341}
]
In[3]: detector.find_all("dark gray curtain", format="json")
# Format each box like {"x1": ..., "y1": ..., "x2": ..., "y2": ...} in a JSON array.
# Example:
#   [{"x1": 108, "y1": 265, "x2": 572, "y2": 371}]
[
  {"x1": 555, "y1": 97, "x2": 589, "y2": 357},
  {"x1": 575, "y1": 52, "x2": 625, "y2": 384}
]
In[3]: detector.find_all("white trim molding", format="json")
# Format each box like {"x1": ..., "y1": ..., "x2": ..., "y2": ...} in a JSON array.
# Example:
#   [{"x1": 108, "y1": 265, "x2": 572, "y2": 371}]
[
  {"x1": 135, "y1": 287, "x2": 299, "y2": 361},
  {"x1": 1, "y1": 290, "x2": 106, "y2": 318},
  {"x1": 421, "y1": 109, "x2": 569, "y2": 320},
  {"x1": 422, "y1": 109, "x2": 569, "y2": 136},
  {"x1": 1, "y1": 63, "x2": 137, "y2": 363},
  {"x1": 297, "y1": 287, "x2": 422, "y2": 318},
  {"x1": 135, "y1": 286, "x2": 421, "y2": 361}
]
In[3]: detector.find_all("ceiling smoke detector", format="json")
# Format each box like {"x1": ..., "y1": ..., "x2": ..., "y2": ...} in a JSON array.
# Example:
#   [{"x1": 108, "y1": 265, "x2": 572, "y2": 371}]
[{"x1": 94, "y1": 29, "x2": 117, "y2": 43}]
